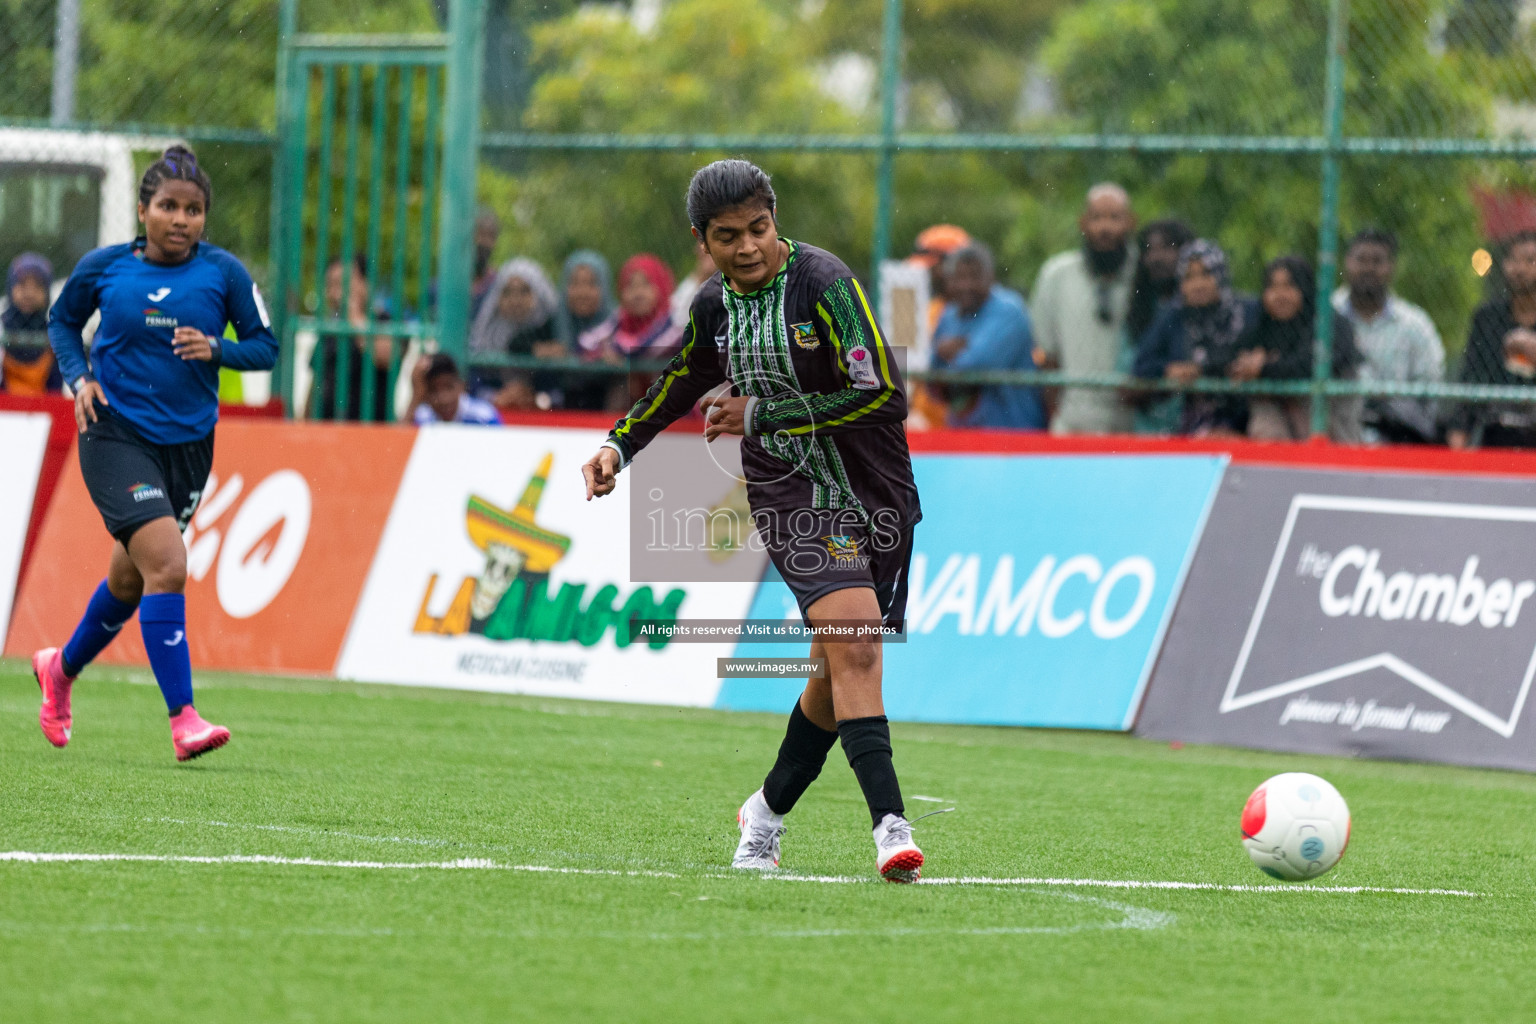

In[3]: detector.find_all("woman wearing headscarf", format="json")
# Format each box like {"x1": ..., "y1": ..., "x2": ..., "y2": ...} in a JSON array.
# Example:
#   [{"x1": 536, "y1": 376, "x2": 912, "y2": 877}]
[
  {"x1": 578, "y1": 253, "x2": 684, "y2": 411},
  {"x1": 468, "y1": 257, "x2": 561, "y2": 410},
  {"x1": 2, "y1": 252, "x2": 62, "y2": 394},
  {"x1": 1241, "y1": 255, "x2": 1362, "y2": 442},
  {"x1": 554, "y1": 251, "x2": 615, "y2": 411},
  {"x1": 554, "y1": 250, "x2": 614, "y2": 346},
  {"x1": 1132, "y1": 239, "x2": 1258, "y2": 436}
]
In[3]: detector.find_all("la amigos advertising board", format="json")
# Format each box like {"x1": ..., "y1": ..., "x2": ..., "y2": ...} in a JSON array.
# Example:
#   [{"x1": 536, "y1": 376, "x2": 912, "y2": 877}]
[
  {"x1": 1137, "y1": 465, "x2": 1536, "y2": 771},
  {"x1": 4, "y1": 420, "x2": 413, "y2": 673},
  {"x1": 0, "y1": 412, "x2": 51, "y2": 652},
  {"x1": 335, "y1": 427, "x2": 763, "y2": 704},
  {"x1": 717, "y1": 455, "x2": 1226, "y2": 729}
]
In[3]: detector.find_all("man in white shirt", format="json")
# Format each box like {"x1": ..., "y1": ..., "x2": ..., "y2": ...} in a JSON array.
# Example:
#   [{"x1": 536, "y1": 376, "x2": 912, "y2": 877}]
[
  {"x1": 1330, "y1": 228, "x2": 1445, "y2": 443},
  {"x1": 1031, "y1": 183, "x2": 1139, "y2": 434}
]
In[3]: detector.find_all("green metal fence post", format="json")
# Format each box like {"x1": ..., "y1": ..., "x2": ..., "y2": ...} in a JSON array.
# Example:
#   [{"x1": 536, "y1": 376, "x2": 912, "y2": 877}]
[
  {"x1": 417, "y1": 69, "x2": 442, "y2": 324},
  {"x1": 364, "y1": 67, "x2": 389, "y2": 420},
  {"x1": 269, "y1": 0, "x2": 300, "y2": 413},
  {"x1": 436, "y1": 0, "x2": 486, "y2": 364},
  {"x1": 337, "y1": 64, "x2": 364, "y2": 419},
  {"x1": 1311, "y1": 0, "x2": 1348, "y2": 437},
  {"x1": 869, "y1": 0, "x2": 903, "y2": 305}
]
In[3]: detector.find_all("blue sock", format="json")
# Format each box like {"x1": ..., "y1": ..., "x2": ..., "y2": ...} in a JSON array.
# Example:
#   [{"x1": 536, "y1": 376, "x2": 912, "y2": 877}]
[
  {"x1": 139, "y1": 593, "x2": 194, "y2": 714},
  {"x1": 62, "y1": 580, "x2": 140, "y2": 676}
]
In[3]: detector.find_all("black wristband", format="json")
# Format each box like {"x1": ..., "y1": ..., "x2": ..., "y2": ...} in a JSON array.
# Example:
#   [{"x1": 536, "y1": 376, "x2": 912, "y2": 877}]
[{"x1": 208, "y1": 336, "x2": 223, "y2": 367}]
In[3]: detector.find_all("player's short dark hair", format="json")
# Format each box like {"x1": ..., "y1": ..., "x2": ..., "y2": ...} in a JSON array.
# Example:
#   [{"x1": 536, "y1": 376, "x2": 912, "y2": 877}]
[
  {"x1": 423, "y1": 352, "x2": 461, "y2": 384},
  {"x1": 1346, "y1": 227, "x2": 1397, "y2": 259},
  {"x1": 686, "y1": 159, "x2": 776, "y2": 234},
  {"x1": 139, "y1": 144, "x2": 212, "y2": 211}
]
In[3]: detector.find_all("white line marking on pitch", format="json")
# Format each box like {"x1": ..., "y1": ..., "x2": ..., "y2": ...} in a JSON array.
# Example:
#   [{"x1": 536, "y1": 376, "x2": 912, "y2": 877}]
[
  {"x1": 0, "y1": 852, "x2": 1478, "y2": 896},
  {"x1": 0, "y1": 851, "x2": 680, "y2": 879},
  {"x1": 0, "y1": 891, "x2": 1173, "y2": 939},
  {"x1": 0, "y1": 854, "x2": 1173, "y2": 937}
]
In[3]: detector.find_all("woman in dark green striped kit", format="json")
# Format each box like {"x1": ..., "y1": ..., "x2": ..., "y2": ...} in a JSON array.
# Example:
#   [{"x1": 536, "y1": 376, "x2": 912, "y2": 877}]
[{"x1": 581, "y1": 159, "x2": 926, "y2": 882}]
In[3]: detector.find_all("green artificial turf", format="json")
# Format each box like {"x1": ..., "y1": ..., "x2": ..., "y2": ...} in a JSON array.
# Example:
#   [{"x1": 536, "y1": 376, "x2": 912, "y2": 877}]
[{"x1": 2, "y1": 657, "x2": 1534, "y2": 1023}]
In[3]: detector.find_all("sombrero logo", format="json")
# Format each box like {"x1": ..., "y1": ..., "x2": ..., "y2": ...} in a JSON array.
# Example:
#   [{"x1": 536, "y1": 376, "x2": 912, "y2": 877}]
[{"x1": 413, "y1": 453, "x2": 685, "y2": 648}]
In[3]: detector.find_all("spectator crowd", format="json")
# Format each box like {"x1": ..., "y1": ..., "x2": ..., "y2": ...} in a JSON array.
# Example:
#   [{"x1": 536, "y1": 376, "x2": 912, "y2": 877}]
[
  {"x1": 910, "y1": 185, "x2": 1536, "y2": 450},
  {"x1": 5, "y1": 191, "x2": 1536, "y2": 449}
]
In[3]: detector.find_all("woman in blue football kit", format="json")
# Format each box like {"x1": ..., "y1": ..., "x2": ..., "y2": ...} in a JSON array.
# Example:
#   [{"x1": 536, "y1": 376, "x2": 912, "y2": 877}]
[{"x1": 33, "y1": 145, "x2": 278, "y2": 761}]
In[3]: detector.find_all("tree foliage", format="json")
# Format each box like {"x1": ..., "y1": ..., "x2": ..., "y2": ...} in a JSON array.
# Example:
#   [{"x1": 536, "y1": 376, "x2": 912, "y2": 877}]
[
  {"x1": 809, "y1": 0, "x2": 1068, "y2": 130},
  {"x1": 493, "y1": 0, "x2": 871, "y2": 275},
  {"x1": 1, "y1": 0, "x2": 440, "y2": 281},
  {"x1": 1043, "y1": 0, "x2": 1493, "y2": 346}
]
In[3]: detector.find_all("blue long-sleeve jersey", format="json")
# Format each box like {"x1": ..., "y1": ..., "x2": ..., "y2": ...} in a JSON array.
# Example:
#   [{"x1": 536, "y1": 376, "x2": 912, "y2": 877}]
[{"x1": 49, "y1": 240, "x2": 278, "y2": 445}]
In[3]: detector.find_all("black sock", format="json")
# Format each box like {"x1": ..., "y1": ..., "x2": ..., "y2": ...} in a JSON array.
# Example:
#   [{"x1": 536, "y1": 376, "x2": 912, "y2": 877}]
[
  {"x1": 761, "y1": 700, "x2": 840, "y2": 816},
  {"x1": 837, "y1": 715, "x2": 905, "y2": 828}
]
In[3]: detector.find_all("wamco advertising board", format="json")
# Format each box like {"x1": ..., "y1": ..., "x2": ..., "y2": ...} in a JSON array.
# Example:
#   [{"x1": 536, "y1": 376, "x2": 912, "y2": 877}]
[
  {"x1": 719, "y1": 454, "x2": 1226, "y2": 729},
  {"x1": 1138, "y1": 465, "x2": 1536, "y2": 770}
]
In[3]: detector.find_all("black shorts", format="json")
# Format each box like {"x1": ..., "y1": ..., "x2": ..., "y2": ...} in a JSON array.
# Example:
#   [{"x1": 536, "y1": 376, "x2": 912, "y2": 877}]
[
  {"x1": 78, "y1": 410, "x2": 214, "y2": 546},
  {"x1": 754, "y1": 508, "x2": 914, "y2": 632}
]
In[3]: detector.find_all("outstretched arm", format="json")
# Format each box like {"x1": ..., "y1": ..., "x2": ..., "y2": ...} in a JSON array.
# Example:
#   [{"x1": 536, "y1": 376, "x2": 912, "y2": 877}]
[{"x1": 590, "y1": 311, "x2": 725, "y2": 490}]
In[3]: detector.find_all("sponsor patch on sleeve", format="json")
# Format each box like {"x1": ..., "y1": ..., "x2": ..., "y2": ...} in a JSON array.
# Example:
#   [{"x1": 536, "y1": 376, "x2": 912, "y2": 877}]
[{"x1": 845, "y1": 345, "x2": 880, "y2": 389}]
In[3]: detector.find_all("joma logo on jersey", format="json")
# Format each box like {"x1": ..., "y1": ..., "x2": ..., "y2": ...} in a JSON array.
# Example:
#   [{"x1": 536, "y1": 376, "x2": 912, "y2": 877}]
[
  {"x1": 791, "y1": 322, "x2": 819, "y2": 350},
  {"x1": 130, "y1": 482, "x2": 166, "y2": 503},
  {"x1": 143, "y1": 308, "x2": 178, "y2": 328}
]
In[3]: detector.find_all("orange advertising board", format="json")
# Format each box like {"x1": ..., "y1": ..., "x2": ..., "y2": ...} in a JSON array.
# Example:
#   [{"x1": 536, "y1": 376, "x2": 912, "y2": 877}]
[{"x1": 4, "y1": 420, "x2": 413, "y2": 674}]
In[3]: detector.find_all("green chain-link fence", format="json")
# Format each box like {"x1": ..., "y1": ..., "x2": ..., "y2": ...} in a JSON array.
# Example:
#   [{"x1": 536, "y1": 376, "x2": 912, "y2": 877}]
[
  {"x1": 481, "y1": 0, "x2": 1536, "y2": 441},
  {"x1": 4, "y1": 0, "x2": 1536, "y2": 437}
]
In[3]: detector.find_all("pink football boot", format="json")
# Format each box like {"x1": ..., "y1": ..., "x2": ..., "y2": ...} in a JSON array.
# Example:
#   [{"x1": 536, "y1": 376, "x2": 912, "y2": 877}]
[
  {"x1": 32, "y1": 647, "x2": 74, "y2": 748},
  {"x1": 170, "y1": 706, "x2": 231, "y2": 762}
]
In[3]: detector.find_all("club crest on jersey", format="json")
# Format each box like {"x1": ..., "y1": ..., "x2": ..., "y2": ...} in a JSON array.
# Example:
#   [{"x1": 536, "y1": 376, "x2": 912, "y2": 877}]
[
  {"x1": 824, "y1": 534, "x2": 870, "y2": 570},
  {"x1": 826, "y1": 534, "x2": 859, "y2": 559},
  {"x1": 143, "y1": 308, "x2": 178, "y2": 328},
  {"x1": 846, "y1": 345, "x2": 880, "y2": 389},
  {"x1": 791, "y1": 322, "x2": 819, "y2": 350}
]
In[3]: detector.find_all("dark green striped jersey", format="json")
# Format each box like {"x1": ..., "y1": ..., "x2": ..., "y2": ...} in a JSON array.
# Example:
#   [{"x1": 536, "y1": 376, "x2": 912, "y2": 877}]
[{"x1": 606, "y1": 239, "x2": 920, "y2": 526}]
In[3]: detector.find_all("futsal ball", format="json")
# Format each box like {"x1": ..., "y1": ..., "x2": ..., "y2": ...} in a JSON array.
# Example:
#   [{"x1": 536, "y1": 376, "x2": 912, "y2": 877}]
[{"x1": 1240, "y1": 772, "x2": 1351, "y2": 881}]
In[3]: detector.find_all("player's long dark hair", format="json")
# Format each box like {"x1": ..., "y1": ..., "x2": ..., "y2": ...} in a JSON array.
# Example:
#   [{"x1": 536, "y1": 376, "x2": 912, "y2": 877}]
[
  {"x1": 686, "y1": 159, "x2": 776, "y2": 234},
  {"x1": 138, "y1": 144, "x2": 213, "y2": 211}
]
